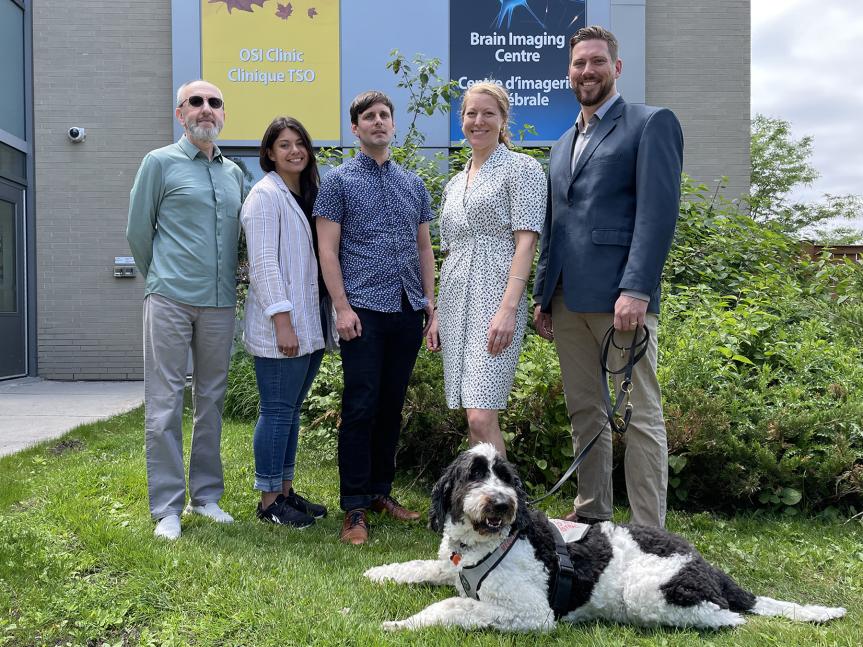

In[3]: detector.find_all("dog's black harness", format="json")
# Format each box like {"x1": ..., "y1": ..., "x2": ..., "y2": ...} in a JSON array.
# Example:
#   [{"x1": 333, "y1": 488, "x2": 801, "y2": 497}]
[
  {"x1": 531, "y1": 325, "x2": 649, "y2": 505},
  {"x1": 547, "y1": 521, "x2": 574, "y2": 619},
  {"x1": 453, "y1": 530, "x2": 520, "y2": 600},
  {"x1": 452, "y1": 523, "x2": 576, "y2": 619}
]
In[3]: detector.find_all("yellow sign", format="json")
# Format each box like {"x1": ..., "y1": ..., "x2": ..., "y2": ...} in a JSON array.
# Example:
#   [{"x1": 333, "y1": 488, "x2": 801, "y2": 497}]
[{"x1": 201, "y1": 0, "x2": 340, "y2": 143}]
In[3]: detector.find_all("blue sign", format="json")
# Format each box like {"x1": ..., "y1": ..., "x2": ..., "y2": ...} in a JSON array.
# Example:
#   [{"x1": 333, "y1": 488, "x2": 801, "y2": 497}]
[{"x1": 449, "y1": 0, "x2": 585, "y2": 144}]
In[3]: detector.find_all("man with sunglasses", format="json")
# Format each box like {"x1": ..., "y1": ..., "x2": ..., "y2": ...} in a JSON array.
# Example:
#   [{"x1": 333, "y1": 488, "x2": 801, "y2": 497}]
[{"x1": 127, "y1": 80, "x2": 245, "y2": 540}]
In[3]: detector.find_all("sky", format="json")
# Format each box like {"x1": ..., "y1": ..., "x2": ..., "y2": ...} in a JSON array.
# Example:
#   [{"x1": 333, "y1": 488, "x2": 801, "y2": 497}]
[{"x1": 751, "y1": 0, "x2": 863, "y2": 228}]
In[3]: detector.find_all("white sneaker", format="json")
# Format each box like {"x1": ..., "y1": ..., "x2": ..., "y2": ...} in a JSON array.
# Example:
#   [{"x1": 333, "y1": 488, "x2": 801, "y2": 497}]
[
  {"x1": 183, "y1": 502, "x2": 234, "y2": 524},
  {"x1": 154, "y1": 514, "x2": 181, "y2": 540}
]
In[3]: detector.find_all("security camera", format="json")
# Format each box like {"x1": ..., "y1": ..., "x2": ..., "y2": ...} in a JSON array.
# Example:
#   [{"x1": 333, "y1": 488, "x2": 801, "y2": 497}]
[{"x1": 67, "y1": 127, "x2": 86, "y2": 143}]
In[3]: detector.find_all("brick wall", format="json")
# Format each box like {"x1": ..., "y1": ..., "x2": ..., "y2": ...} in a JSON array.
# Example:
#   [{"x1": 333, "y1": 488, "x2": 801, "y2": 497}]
[
  {"x1": 645, "y1": 0, "x2": 751, "y2": 201},
  {"x1": 33, "y1": 0, "x2": 172, "y2": 379}
]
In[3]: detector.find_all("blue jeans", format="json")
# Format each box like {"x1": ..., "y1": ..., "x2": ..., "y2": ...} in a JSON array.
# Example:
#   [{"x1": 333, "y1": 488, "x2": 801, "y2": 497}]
[{"x1": 253, "y1": 350, "x2": 324, "y2": 492}]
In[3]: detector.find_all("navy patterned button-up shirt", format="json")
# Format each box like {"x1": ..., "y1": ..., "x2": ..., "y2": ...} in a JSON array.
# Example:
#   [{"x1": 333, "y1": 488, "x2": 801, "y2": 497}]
[{"x1": 314, "y1": 151, "x2": 433, "y2": 313}]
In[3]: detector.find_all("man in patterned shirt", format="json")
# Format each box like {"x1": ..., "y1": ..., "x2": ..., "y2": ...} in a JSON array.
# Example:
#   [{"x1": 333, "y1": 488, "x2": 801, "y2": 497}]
[{"x1": 315, "y1": 91, "x2": 436, "y2": 545}]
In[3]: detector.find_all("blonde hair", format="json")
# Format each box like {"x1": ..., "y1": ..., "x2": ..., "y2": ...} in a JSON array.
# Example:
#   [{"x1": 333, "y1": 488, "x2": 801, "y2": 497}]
[{"x1": 460, "y1": 82, "x2": 512, "y2": 147}]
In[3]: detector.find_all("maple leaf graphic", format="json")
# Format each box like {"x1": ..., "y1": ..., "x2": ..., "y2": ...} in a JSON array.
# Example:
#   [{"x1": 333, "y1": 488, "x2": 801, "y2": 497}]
[
  {"x1": 307, "y1": 7, "x2": 318, "y2": 18},
  {"x1": 276, "y1": 2, "x2": 293, "y2": 19},
  {"x1": 209, "y1": 0, "x2": 267, "y2": 14}
]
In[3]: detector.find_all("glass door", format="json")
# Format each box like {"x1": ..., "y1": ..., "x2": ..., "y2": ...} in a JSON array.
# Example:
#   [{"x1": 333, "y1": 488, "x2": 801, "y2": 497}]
[{"x1": 0, "y1": 181, "x2": 25, "y2": 379}]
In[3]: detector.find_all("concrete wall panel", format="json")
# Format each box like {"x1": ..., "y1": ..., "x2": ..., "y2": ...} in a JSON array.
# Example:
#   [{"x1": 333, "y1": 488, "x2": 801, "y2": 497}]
[
  {"x1": 33, "y1": 0, "x2": 174, "y2": 379},
  {"x1": 645, "y1": 0, "x2": 750, "y2": 199}
]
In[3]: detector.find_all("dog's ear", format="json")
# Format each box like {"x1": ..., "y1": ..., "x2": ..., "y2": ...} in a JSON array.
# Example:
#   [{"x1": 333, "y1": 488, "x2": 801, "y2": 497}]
[
  {"x1": 510, "y1": 464, "x2": 532, "y2": 532},
  {"x1": 512, "y1": 488, "x2": 531, "y2": 532},
  {"x1": 428, "y1": 476, "x2": 451, "y2": 534},
  {"x1": 429, "y1": 457, "x2": 459, "y2": 534}
]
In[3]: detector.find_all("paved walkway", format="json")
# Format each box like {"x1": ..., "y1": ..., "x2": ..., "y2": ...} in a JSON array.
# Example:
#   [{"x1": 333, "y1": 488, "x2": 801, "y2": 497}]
[{"x1": 0, "y1": 377, "x2": 144, "y2": 457}]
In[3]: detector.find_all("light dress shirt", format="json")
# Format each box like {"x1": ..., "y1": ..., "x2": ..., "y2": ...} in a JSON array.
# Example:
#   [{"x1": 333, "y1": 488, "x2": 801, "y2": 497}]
[
  {"x1": 241, "y1": 171, "x2": 327, "y2": 358},
  {"x1": 127, "y1": 135, "x2": 244, "y2": 307},
  {"x1": 571, "y1": 93, "x2": 620, "y2": 173}
]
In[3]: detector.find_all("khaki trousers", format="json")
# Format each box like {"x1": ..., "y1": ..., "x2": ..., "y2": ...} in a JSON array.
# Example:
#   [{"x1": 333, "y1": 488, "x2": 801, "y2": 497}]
[
  {"x1": 551, "y1": 293, "x2": 668, "y2": 527},
  {"x1": 143, "y1": 294, "x2": 235, "y2": 520}
]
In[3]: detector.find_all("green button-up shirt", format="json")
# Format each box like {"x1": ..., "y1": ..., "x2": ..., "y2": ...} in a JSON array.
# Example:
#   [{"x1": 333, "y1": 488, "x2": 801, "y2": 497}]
[{"x1": 127, "y1": 136, "x2": 244, "y2": 307}]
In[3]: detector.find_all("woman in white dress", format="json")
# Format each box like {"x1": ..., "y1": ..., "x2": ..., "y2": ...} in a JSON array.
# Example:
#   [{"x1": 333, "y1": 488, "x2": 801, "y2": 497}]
[{"x1": 427, "y1": 82, "x2": 547, "y2": 456}]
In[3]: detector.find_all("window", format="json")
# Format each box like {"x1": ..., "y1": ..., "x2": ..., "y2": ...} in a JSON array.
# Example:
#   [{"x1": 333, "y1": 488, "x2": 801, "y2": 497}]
[{"x1": 0, "y1": 0, "x2": 26, "y2": 141}]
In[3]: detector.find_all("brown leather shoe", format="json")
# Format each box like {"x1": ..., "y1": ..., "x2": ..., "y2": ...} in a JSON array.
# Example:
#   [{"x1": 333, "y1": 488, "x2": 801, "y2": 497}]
[
  {"x1": 370, "y1": 495, "x2": 421, "y2": 521},
  {"x1": 340, "y1": 509, "x2": 368, "y2": 545},
  {"x1": 562, "y1": 510, "x2": 604, "y2": 525}
]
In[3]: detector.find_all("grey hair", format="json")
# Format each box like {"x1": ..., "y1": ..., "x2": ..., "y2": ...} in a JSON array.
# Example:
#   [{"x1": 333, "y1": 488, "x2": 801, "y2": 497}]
[{"x1": 175, "y1": 80, "x2": 222, "y2": 107}]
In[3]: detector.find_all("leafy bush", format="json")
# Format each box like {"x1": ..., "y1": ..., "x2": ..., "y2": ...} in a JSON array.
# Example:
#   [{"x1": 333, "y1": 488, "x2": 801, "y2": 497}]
[
  {"x1": 302, "y1": 352, "x2": 345, "y2": 459},
  {"x1": 396, "y1": 351, "x2": 467, "y2": 478},
  {"x1": 501, "y1": 335, "x2": 574, "y2": 494},
  {"x1": 660, "y1": 287, "x2": 863, "y2": 511},
  {"x1": 659, "y1": 177, "x2": 863, "y2": 513},
  {"x1": 224, "y1": 173, "x2": 863, "y2": 514},
  {"x1": 223, "y1": 351, "x2": 258, "y2": 421}
]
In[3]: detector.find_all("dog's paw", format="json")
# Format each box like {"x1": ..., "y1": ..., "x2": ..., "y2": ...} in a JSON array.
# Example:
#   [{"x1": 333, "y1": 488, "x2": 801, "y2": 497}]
[
  {"x1": 382, "y1": 620, "x2": 408, "y2": 632},
  {"x1": 809, "y1": 606, "x2": 846, "y2": 622},
  {"x1": 364, "y1": 565, "x2": 394, "y2": 582}
]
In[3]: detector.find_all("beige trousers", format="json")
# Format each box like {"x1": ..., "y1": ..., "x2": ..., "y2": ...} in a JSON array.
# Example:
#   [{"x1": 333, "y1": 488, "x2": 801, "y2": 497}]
[
  {"x1": 144, "y1": 294, "x2": 235, "y2": 520},
  {"x1": 551, "y1": 293, "x2": 668, "y2": 527}
]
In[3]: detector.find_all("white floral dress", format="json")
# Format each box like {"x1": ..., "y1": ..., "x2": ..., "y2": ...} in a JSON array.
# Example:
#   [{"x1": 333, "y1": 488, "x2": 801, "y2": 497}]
[{"x1": 437, "y1": 144, "x2": 547, "y2": 409}]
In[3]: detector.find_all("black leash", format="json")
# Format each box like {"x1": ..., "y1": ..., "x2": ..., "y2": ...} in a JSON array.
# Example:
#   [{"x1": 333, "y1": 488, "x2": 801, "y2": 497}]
[
  {"x1": 529, "y1": 324, "x2": 650, "y2": 505},
  {"x1": 599, "y1": 324, "x2": 650, "y2": 433}
]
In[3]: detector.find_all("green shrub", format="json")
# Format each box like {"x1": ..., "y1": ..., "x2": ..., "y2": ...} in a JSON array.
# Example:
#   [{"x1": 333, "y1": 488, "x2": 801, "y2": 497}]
[
  {"x1": 224, "y1": 171, "x2": 863, "y2": 515},
  {"x1": 302, "y1": 352, "x2": 344, "y2": 459},
  {"x1": 660, "y1": 286, "x2": 863, "y2": 512},
  {"x1": 396, "y1": 351, "x2": 467, "y2": 478},
  {"x1": 502, "y1": 335, "x2": 574, "y2": 495},
  {"x1": 658, "y1": 177, "x2": 863, "y2": 513},
  {"x1": 223, "y1": 351, "x2": 258, "y2": 421}
]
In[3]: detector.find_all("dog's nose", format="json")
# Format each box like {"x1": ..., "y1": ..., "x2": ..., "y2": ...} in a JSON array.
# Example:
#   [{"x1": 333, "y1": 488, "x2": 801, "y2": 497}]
[{"x1": 492, "y1": 500, "x2": 511, "y2": 515}]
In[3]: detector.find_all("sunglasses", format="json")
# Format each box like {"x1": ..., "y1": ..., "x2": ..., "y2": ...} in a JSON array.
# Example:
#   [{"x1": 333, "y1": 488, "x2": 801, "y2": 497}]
[{"x1": 179, "y1": 95, "x2": 224, "y2": 109}]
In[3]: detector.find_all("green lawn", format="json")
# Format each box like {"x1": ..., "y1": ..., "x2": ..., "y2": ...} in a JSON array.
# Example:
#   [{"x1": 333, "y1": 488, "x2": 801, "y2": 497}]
[{"x1": 0, "y1": 406, "x2": 860, "y2": 646}]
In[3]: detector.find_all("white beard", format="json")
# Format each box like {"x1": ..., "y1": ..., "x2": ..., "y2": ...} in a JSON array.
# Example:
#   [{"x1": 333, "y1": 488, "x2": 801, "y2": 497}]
[{"x1": 187, "y1": 122, "x2": 222, "y2": 142}]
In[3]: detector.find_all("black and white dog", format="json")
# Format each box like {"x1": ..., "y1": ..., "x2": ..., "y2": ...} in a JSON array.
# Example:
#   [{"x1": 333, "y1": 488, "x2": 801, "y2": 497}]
[{"x1": 364, "y1": 444, "x2": 846, "y2": 632}]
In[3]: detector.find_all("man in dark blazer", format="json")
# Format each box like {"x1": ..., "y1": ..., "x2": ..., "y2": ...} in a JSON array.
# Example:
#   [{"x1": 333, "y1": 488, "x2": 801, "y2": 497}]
[{"x1": 533, "y1": 26, "x2": 683, "y2": 528}]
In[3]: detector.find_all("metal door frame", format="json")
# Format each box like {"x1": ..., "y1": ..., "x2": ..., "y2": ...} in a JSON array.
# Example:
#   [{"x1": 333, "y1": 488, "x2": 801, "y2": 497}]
[{"x1": 0, "y1": 180, "x2": 27, "y2": 379}]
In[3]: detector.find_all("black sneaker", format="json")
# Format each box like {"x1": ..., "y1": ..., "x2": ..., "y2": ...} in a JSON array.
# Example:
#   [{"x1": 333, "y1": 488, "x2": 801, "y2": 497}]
[
  {"x1": 285, "y1": 489, "x2": 327, "y2": 519},
  {"x1": 256, "y1": 494, "x2": 315, "y2": 528}
]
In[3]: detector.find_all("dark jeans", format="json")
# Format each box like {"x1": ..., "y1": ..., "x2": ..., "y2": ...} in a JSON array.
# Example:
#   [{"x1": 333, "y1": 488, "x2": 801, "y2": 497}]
[{"x1": 338, "y1": 302, "x2": 423, "y2": 511}]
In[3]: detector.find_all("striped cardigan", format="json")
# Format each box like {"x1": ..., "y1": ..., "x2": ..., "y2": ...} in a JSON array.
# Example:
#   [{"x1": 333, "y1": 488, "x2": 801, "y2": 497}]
[{"x1": 241, "y1": 171, "x2": 327, "y2": 358}]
